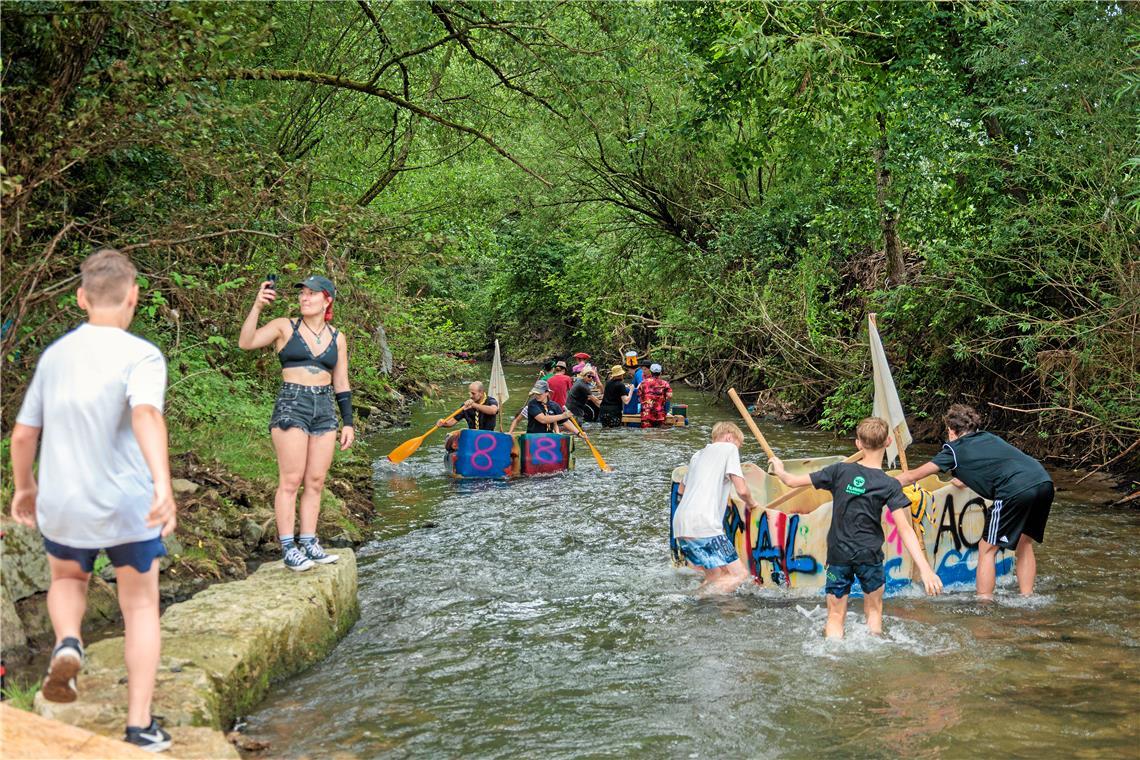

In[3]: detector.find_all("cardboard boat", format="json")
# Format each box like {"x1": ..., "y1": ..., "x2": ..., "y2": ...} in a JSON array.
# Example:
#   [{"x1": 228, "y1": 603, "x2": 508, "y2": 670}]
[
  {"x1": 444, "y1": 428, "x2": 575, "y2": 479},
  {"x1": 621, "y1": 403, "x2": 688, "y2": 428},
  {"x1": 668, "y1": 456, "x2": 1014, "y2": 594}
]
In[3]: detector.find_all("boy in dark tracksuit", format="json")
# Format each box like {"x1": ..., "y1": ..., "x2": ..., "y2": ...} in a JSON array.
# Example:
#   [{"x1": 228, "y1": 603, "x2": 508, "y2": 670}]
[
  {"x1": 897, "y1": 404, "x2": 1053, "y2": 598},
  {"x1": 772, "y1": 417, "x2": 941, "y2": 639}
]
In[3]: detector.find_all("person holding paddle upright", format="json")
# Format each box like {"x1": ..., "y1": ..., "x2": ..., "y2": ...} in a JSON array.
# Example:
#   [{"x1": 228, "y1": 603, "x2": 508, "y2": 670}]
[{"x1": 238, "y1": 274, "x2": 353, "y2": 572}]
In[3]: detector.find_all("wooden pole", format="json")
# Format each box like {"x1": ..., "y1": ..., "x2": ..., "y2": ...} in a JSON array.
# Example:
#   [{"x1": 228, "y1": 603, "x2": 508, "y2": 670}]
[{"x1": 726, "y1": 387, "x2": 777, "y2": 461}]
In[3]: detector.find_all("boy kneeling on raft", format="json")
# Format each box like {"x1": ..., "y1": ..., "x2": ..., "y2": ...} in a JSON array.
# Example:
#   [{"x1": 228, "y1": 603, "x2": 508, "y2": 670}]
[
  {"x1": 673, "y1": 422, "x2": 760, "y2": 594},
  {"x1": 771, "y1": 417, "x2": 942, "y2": 638}
]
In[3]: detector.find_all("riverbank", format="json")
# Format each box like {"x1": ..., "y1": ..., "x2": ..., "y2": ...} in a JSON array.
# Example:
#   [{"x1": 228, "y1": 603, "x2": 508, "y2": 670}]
[{"x1": 29, "y1": 551, "x2": 356, "y2": 757}]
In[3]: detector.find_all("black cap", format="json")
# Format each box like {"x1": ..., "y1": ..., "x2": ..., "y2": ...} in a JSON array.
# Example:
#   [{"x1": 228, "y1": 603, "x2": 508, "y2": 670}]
[{"x1": 295, "y1": 275, "x2": 336, "y2": 298}]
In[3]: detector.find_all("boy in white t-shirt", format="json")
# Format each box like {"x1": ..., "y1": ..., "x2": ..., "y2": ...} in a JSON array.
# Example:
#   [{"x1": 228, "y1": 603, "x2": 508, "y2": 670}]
[
  {"x1": 10, "y1": 249, "x2": 176, "y2": 752},
  {"x1": 673, "y1": 422, "x2": 760, "y2": 594}
]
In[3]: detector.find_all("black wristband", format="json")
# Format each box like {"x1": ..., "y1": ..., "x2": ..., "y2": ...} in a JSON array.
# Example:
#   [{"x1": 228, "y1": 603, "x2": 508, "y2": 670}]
[{"x1": 335, "y1": 391, "x2": 353, "y2": 427}]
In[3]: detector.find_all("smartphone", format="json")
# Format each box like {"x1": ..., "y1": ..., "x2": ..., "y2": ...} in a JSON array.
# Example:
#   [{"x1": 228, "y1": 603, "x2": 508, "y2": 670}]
[{"x1": 266, "y1": 273, "x2": 277, "y2": 292}]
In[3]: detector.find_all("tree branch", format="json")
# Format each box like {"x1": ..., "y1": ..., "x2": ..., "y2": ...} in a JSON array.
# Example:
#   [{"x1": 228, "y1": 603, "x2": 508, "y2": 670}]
[{"x1": 174, "y1": 68, "x2": 552, "y2": 186}]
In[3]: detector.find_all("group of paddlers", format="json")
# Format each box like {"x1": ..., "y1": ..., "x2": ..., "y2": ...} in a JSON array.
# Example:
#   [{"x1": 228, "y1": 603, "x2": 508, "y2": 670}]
[
  {"x1": 513, "y1": 353, "x2": 675, "y2": 430},
  {"x1": 432, "y1": 352, "x2": 679, "y2": 436}
]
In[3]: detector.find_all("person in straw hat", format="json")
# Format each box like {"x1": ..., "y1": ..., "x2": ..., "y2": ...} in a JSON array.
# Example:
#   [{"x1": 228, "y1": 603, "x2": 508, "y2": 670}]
[{"x1": 600, "y1": 365, "x2": 632, "y2": 427}]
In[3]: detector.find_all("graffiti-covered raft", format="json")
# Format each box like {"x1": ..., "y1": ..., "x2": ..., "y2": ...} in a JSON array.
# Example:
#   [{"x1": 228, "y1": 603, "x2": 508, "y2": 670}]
[
  {"x1": 444, "y1": 429, "x2": 575, "y2": 478},
  {"x1": 669, "y1": 456, "x2": 1015, "y2": 595}
]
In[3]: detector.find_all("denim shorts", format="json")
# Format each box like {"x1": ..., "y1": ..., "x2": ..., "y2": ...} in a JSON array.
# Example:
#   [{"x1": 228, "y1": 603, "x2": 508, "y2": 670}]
[
  {"x1": 825, "y1": 562, "x2": 885, "y2": 597},
  {"x1": 269, "y1": 382, "x2": 338, "y2": 435},
  {"x1": 677, "y1": 534, "x2": 739, "y2": 569},
  {"x1": 43, "y1": 536, "x2": 167, "y2": 574}
]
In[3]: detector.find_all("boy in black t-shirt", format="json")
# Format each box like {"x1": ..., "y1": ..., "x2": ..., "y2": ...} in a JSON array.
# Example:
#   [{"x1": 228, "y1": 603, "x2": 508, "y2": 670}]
[
  {"x1": 772, "y1": 417, "x2": 942, "y2": 639},
  {"x1": 896, "y1": 404, "x2": 1053, "y2": 599}
]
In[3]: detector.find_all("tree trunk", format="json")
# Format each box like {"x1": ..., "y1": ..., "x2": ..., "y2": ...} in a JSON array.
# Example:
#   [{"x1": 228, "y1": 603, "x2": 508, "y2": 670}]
[{"x1": 874, "y1": 112, "x2": 906, "y2": 287}]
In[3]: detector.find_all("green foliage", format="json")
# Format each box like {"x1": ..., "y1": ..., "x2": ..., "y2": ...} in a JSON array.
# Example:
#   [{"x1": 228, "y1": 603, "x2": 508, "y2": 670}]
[
  {"x1": 1, "y1": 0, "x2": 1134, "y2": 470},
  {"x1": 1, "y1": 677, "x2": 39, "y2": 711}
]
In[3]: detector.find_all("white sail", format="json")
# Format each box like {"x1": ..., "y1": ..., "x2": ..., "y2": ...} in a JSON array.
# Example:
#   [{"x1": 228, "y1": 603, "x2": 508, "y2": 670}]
[
  {"x1": 489, "y1": 338, "x2": 509, "y2": 408},
  {"x1": 869, "y1": 314, "x2": 912, "y2": 468}
]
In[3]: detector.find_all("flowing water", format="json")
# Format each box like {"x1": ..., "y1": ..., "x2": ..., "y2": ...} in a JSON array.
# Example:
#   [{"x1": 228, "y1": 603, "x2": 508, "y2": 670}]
[{"x1": 244, "y1": 365, "x2": 1140, "y2": 758}]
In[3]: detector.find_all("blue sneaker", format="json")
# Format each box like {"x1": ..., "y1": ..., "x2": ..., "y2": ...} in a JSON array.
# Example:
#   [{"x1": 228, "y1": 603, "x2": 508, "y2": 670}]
[
  {"x1": 283, "y1": 546, "x2": 314, "y2": 572},
  {"x1": 302, "y1": 539, "x2": 339, "y2": 565},
  {"x1": 42, "y1": 637, "x2": 84, "y2": 703},
  {"x1": 124, "y1": 718, "x2": 172, "y2": 753}
]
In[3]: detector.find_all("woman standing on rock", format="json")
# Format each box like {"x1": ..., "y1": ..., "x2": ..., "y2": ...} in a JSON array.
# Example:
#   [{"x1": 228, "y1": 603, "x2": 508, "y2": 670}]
[{"x1": 238, "y1": 275, "x2": 354, "y2": 572}]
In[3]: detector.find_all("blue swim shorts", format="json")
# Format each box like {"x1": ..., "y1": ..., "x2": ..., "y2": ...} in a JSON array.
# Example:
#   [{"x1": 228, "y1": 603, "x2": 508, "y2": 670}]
[
  {"x1": 43, "y1": 537, "x2": 167, "y2": 574},
  {"x1": 825, "y1": 562, "x2": 885, "y2": 598},
  {"x1": 677, "y1": 534, "x2": 739, "y2": 569}
]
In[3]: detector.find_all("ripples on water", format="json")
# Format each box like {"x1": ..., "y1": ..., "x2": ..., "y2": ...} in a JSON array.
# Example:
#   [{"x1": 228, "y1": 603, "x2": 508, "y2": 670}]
[{"x1": 245, "y1": 367, "x2": 1140, "y2": 758}]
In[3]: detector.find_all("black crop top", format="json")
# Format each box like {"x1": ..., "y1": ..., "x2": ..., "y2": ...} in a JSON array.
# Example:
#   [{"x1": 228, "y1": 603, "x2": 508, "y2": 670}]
[{"x1": 278, "y1": 320, "x2": 338, "y2": 372}]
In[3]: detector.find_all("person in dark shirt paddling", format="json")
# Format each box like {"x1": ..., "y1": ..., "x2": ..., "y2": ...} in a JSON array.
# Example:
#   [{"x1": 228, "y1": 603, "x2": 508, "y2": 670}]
[
  {"x1": 895, "y1": 404, "x2": 1054, "y2": 599},
  {"x1": 439, "y1": 381, "x2": 499, "y2": 431},
  {"x1": 772, "y1": 417, "x2": 942, "y2": 639},
  {"x1": 599, "y1": 365, "x2": 632, "y2": 427},
  {"x1": 565, "y1": 370, "x2": 601, "y2": 422},
  {"x1": 523, "y1": 379, "x2": 581, "y2": 437}
]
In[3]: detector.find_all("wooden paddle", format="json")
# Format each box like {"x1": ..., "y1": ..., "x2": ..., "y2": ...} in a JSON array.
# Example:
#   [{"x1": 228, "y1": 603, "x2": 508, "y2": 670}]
[
  {"x1": 386, "y1": 405, "x2": 465, "y2": 464},
  {"x1": 727, "y1": 387, "x2": 776, "y2": 461},
  {"x1": 565, "y1": 413, "x2": 612, "y2": 472}
]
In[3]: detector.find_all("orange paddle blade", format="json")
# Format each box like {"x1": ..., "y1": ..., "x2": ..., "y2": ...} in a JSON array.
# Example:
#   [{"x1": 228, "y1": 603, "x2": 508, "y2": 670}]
[
  {"x1": 386, "y1": 405, "x2": 466, "y2": 464},
  {"x1": 385, "y1": 430, "x2": 433, "y2": 464},
  {"x1": 567, "y1": 415, "x2": 611, "y2": 472}
]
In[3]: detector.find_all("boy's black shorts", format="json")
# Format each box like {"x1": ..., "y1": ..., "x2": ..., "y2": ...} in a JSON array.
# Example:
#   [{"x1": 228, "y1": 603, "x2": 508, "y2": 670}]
[
  {"x1": 825, "y1": 562, "x2": 885, "y2": 597},
  {"x1": 985, "y1": 481, "x2": 1054, "y2": 550}
]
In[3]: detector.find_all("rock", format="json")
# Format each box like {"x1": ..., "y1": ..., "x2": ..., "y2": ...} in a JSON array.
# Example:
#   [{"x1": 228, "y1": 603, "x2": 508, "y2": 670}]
[
  {"x1": 0, "y1": 583, "x2": 27, "y2": 653},
  {"x1": 240, "y1": 518, "x2": 265, "y2": 549},
  {"x1": 37, "y1": 551, "x2": 359, "y2": 736},
  {"x1": 164, "y1": 535, "x2": 185, "y2": 559},
  {"x1": 172, "y1": 479, "x2": 200, "y2": 496},
  {"x1": 1, "y1": 518, "x2": 51, "y2": 600}
]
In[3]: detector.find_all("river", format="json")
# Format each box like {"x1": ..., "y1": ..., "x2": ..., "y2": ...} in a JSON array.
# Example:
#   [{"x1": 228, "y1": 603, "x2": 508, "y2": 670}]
[{"x1": 243, "y1": 364, "x2": 1140, "y2": 758}]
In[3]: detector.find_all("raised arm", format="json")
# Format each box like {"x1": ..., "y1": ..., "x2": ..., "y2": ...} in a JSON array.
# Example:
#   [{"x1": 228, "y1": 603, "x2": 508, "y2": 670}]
[
  {"x1": 238, "y1": 281, "x2": 288, "y2": 350},
  {"x1": 895, "y1": 461, "x2": 941, "y2": 488},
  {"x1": 770, "y1": 456, "x2": 813, "y2": 489}
]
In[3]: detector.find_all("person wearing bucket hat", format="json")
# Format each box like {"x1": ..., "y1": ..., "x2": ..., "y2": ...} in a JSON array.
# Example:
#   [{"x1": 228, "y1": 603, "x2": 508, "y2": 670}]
[
  {"x1": 638, "y1": 362, "x2": 672, "y2": 428},
  {"x1": 600, "y1": 365, "x2": 632, "y2": 427},
  {"x1": 513, "y1": 378, "x2": 580, "y2": 436},
  {"x1": 238, "y1": 273, "x2": 353, "y2": 572}
]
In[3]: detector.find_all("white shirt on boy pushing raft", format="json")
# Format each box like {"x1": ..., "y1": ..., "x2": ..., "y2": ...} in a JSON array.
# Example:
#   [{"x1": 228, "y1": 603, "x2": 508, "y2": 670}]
[{"x1": 673, "y1": 441, "x2": 744, "y2": 539}]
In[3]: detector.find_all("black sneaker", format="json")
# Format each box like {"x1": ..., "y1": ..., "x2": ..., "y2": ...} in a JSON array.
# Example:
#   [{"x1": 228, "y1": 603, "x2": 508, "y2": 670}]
[
  {"x1": 283, "y1": 546, "x2": 314, "y2": 572},
  {"x1": 42, "y1": 637, "x2": 84, "y2": 703},
  {"x1": 124, "y1": 718, "x2": 172, "y2": 753},
  {"x1": 301, "y1": 538, "x2": 339, "y2": 565}
]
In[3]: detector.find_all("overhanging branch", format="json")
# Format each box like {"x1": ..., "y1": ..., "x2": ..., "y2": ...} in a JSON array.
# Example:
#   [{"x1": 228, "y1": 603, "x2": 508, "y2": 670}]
[{"x1": 171, "y1": 67, "x2": 553, "y2": 187}]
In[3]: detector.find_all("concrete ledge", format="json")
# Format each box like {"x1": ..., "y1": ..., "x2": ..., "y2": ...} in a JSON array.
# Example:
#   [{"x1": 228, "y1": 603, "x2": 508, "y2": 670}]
[{"x1": 35, "y1": 550, "x2": 358, "y2": 753}]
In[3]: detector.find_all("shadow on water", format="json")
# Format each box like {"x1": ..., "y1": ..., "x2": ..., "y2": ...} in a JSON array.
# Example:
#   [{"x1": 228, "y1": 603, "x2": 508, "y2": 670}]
[{"x1": 243, "y1": 364, "x2": 1140, "y2": 758}]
